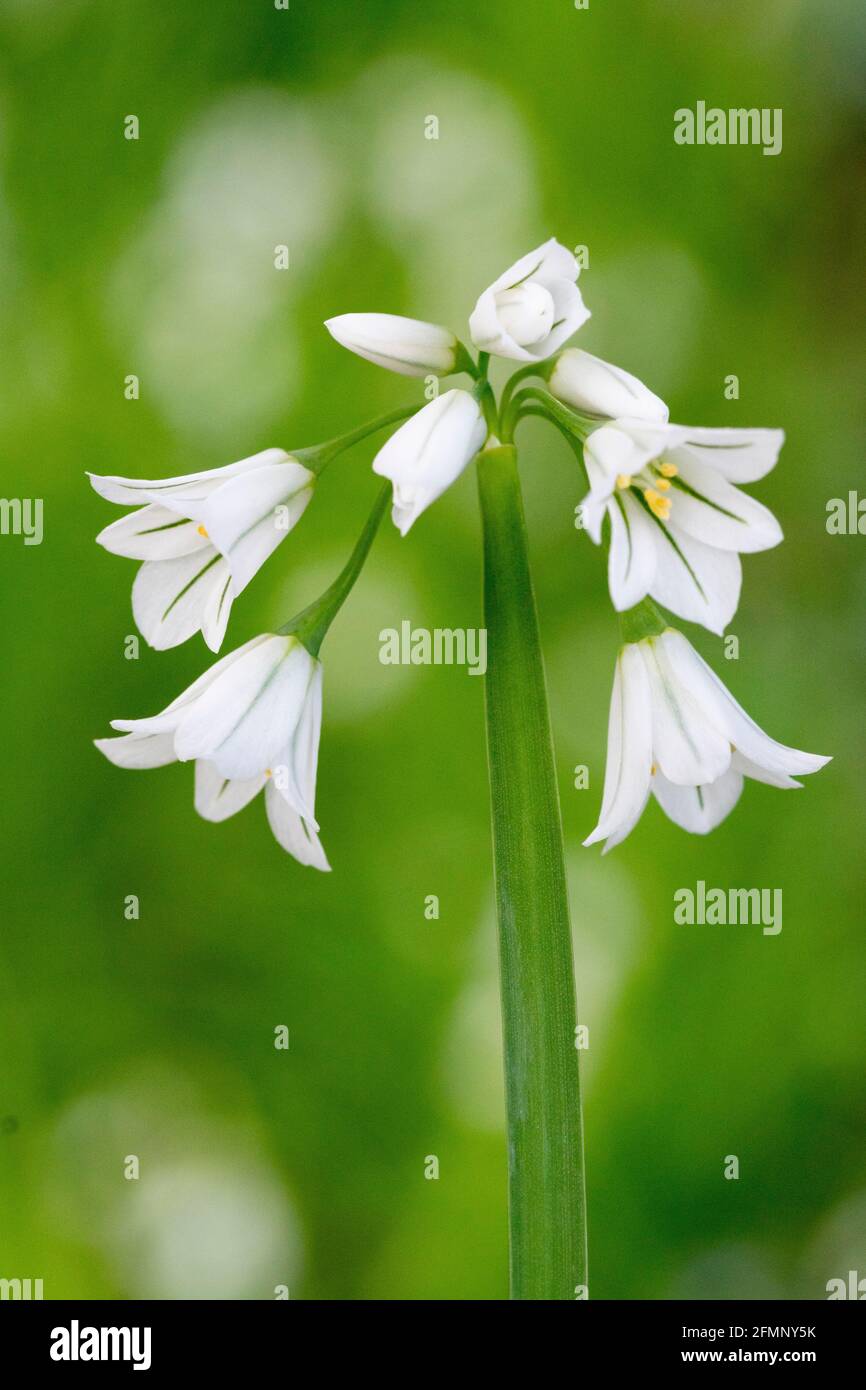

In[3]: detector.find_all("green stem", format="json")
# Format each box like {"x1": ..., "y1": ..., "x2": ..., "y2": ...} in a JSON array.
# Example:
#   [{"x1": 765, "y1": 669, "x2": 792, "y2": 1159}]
[
  {"x1": 498, "y1": 362, "x2": 540, "y2": 427},
  {"x1": 476, "y1": 443, "x2": 587, "y2": 1300},
  {"x1": 501, "y1": 386, "x2": 598, "y2": 444},
  {"x1": 296, "y1": 406, "x2": 417, "y2": 475},
  {"x1": 279, "y1": 483, "x2": 390, "y2": 656},
  {"x1": 511, "y1": 406, "x2": 590, "y2": 488}
]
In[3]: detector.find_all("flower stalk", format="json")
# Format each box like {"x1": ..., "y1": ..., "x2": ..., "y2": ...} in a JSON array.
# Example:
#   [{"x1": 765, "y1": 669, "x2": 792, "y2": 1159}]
[
  {"x1": 476, "y1": 442, "x2": 587, "y2": 1300},
  {"x1": 279, "y1": 482, "x2": 390, "y2": 656},
  {"x1": 296, "y1": 405, "x2": 419, "y2": 475}
]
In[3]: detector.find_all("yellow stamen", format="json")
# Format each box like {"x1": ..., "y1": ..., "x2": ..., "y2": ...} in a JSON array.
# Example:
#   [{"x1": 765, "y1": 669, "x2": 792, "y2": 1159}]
[
  {"x1": 659, "y1": 461, "x2": 678, "y2": 478},
  {"x1": 265, "y1": 768, "x2": 272, "y2": 778},
  {"x1": 197, "y1": 524, "x2": 209, "y2": 538},
  {"x1": 644, "y1": 488, "x2": 671, "y2": 520},
  {"x1": 650, "y1": 762, "x2": 657, "y2": 776},
  {"x1": 615, "y1": 473, "x2": 632, "y2": 490},
  {"x1": 655, "y1": 476, "x2": 671, "y2": 491}
]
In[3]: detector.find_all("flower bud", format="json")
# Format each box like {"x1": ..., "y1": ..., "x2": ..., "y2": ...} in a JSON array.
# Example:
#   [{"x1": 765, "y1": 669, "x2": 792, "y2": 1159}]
[
  {"x1": 547, "y1": 348, "x2": 668, "y2": 423},
  {"x1": 324, "y1": 312, "x2": 459, "y2": 378},
  {"x1": 373, "y1": 389, "x2": 487, "y2": 535}
]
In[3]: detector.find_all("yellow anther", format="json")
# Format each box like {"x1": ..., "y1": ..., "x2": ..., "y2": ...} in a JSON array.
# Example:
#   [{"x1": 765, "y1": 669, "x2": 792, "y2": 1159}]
[
  {"x1": 615, "y1": 473, "x2": 632, "y2": 490},
  {"x1": 265, "y1": 768, "x2": 272, "y2": 778},
  {"x1": 644, "y1": 488, "x2": 671, "y2": 520},
  {"x1": 197, "y1": 524, "x2": 209, "y2": 538},
  {"x1": 650, "y1": 762, "x2": 657, "y2": 776},
  {"x1": 659, "y1": 461, "x2": 678, "y2": 478},
  {"x1": 655, "y1": 476, "x2": 671, "y2": 491}
]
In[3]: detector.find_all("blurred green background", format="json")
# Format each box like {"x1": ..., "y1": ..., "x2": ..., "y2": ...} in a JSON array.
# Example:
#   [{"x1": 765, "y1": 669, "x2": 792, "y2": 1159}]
[{"x1": 0, "y1": 0, "x2": 864, "y2": 1300}]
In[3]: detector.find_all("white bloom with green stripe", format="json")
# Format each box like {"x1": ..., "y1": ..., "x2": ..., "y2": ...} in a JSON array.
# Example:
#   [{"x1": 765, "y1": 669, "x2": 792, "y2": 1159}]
[
  {"x1": 547, "y1": 347, "x2": 669, "y2": 423},
  {"x1": 580, "y1": 418, "x2": 785, "y2": 634},
  {"x1": 324, "y1": 312, "x2": 459, "y2": 378},
  {"x1": 469, "y1": 238, "x2": 590, "y2": 363},
  {"x1": 89, "y1": 450, "x2": 315, "y2": 652},
  {"x1": 585, "y1": 629, "x2": 830, "y2": 852},
  {"x1": 373, "y1": 387, "x2": 487, "y2": 535},
  {"x1": 94, "y1": 633, "x2": 328, "y2": 870}
]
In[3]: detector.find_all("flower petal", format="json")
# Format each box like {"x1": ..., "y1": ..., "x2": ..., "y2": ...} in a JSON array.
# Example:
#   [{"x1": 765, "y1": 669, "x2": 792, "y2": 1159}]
[
  {"x1": 648, "y1": 521, "x2": 742, "y2": 635},
  {"x1": 324, "y1": 313, "x2": 458, "y2": 377},
  {"x1": 194, "y1": 761, "x2": 267, "y2": 823},
  {"x1": 110, "y1": 635, "x2": 271, "y2": 736},
  {"x1": 584, "y1": 426, "x2": 636, "y2": 499},
  {"x1": 731, "y1": 750, "x2": 801, "y2": 790},
  {"x1": 674, "y1": 427, "x2": 784, "y2": 483},
  {"x1": 173, "y1": 636, "x2": 315, "y2": 782},
  {"x1": 660, "y1": 629, "x2": 831, "y2": 779},
  {"x1": 94, "y1": 732, "x2": 178, "y2": 769},
  {"x1": 640, "y1": 636, "x2": 732, "y2": 785},
  {"x1": 373, "y1": 389, "x2": 486, "y2": 534},
  {"x1": 131, "y1": 549, "x2": 233, "y2": 652},
  {"x1": 201, "y1": 461, "x2": 314, "y2": 595},
  {"x1": 468, "y1": 238, "x2": 589, "y2": 363},
  {"x1": 96, "y1": 505, "x2": 209, "y2": 561},
  {"x1": 285, "y1": 660, "x2": 323, "y2": 822},
  {"x1": 549, "y1": 348, "x2": 669, "y2": 423},
  {"x1": 87, "y1": 450, "x2": 287, "y2": 507},
  {"x1": 265, "y1": 780, "x2": 330, "y2": 870},
  {"x1": 584, "y1": 644, "x2": 653, "y2": 848},
  {"x1": 666, "y1": 450, "x2": 783, "y2": 553},
  {"x1": 652, "y1": 767, "x2": 743, "y2": 833},
  {"x1": 607, "y1": 491, "x2": 658, "y2": 611}
]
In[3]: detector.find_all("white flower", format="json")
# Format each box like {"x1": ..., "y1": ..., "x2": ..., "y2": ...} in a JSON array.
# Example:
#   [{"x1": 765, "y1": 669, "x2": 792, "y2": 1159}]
[
  {"x1": 585, "y1": 628, "x2": 830, "y2": 852},
  {"x1": 469, "y1": 238, "x2": 589, "y2": 362},
  {"x1": 95, "y1": 634, "x2": 328, "y2": 869},
  {"x1": 89, "y1": 451, "x2": 315, "y2": 652},
  {"x1": 580, "y1": 418, "x2": 785, "y2": 634},
  {"x1": 373, "y1": 388, "x2": 487, "y2": 535},
  {"x1": 324, "y1": 312, "x2": 459, "y2": 377},
  {"x1": 547, "y1": 348, "x2": 669, "y2": 424}
]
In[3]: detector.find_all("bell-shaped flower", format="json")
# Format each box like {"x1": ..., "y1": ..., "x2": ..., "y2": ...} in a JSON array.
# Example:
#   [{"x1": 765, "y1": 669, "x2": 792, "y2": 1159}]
[
  {"x1": 547, "y1": 347, "x2": 669, "y2": 424},
  {"x1": 89, "y1": 451, "x2": 316, "y2": 652},
  {"x1": 373, "y1": 388, "x2": 487, "y2": 535},
  {"x1": 469, "y1": 238, "x2": 590, "y2": 363},
  {"x1": 580, "y1": 417, "x2": 785, "y2": 635},
  {"x1": 94, "y1": 634, "x2": 328, "y2": 869},
  {"x1": 585, "y1": 628, "x2": 830, "y2": 852},
  {"x1": 324, "y1": 312, "x2": 460, "y2": 378}
]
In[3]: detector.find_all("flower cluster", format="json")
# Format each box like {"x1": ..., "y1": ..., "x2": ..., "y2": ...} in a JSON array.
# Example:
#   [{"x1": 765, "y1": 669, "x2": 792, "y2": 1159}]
[{"x1": 92, "y1": 236, "x2": 828, "y2": 862}]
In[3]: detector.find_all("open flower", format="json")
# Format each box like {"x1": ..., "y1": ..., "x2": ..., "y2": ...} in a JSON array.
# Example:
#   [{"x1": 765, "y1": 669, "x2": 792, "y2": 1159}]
[
  {"x1": 324, "y1": 312, "x2": 460, "y2": 377},
  {"x1": 585, "y1": 628, "x2": 830, "y2": 852},
  {"x1": 469, "y1": 238, "x2": 590, "y2": 363},
  {"x1": 373, "y1": 388, "x2": 487, "y2": 535},
  {"x1": 95, "y1": 634, "x2": 328, "y2": 869},
  {"x1": 547, "y1": 347, "x2": 669, "y2": 424},
  {"x1": 89, "y1": 451, "x2": 316, "y2": 652},
  {"x1": 580, "y1": 418, "x2": 785, "y2": 634}
]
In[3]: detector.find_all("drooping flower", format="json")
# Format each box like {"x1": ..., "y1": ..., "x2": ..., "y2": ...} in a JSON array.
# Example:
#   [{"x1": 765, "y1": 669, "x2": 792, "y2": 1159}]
[
  {"x1": 585, "y1": 628, "x2": 830, "y2": 852},
  {"x1": 373, "y1": 388, "x2": 487, "y2": 535},
  {"x1": 95, "y1": 634, "x2": 328, "y2": 869},
  {"x1": 324, "y1": 312, "x2": 460, "y2": 377},
  {"x1": 89, "y1": 451, "x2": 316, "y2": 652},
  {"x1": 546, "y1": 347, "x2": 669, "y2": 424},
  {"x1": 579, "y1": 417, "x2": 785, "y2": 635},
  {"x1": 469, "y1": 238, "x2": 590, "y2": 363}
]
